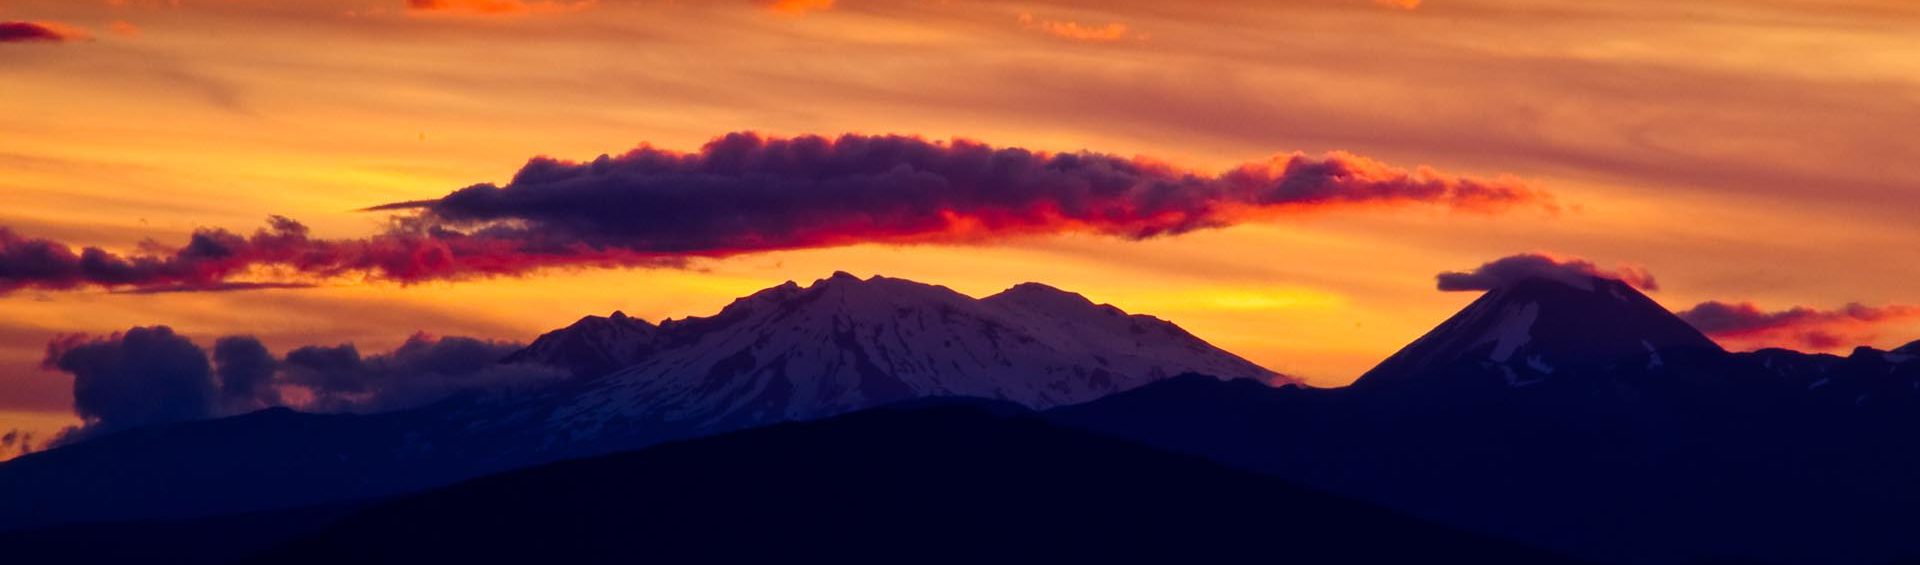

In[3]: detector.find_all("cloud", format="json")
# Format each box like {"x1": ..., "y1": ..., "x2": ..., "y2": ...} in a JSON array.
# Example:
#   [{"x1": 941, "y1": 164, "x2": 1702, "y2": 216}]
[
  {"x1": 279, "y1": 333, "x2": 559, "y2": 413},
  {"x1": 114, "y1": 282, "x2": 319, "y2": 294},
  {"x1": 213, "y1": 336, "x2": 280, "y2": 411},
  {"x1": 1018, "y1": 14, "x2": 1140, "y2": 43},
  {"x1": 41, "y1": 326, "x2": 218, "y2": 438},
  {"x1": 405, "y1": 0, "x2": 596, "y2": 16},
  {"x1": 0, "y1": 133, "x2": 1548, "y2": 295},
  {"x1": 0, "y1": 219, "x2": 355, "y2": 294},
  {"x1": 1436, "y1": 252, "x2": 1658, "y2": 292},
  {"x1": 1677, "y1": 301, "x2": 1920, "y2": 352},
  {"x1": 38, "y1": 327, "x2": 556, "y2": 444},
  {"x1": 386, "y1": 132, "x2": 1547, "y2": 258},
  {"x1": 108, "y1": 21, "x2": 142, "y2": 38},
  {"x1": 0, "y1": 21, "x2": 86, "y2": 43},
  {"x1": 762, "y1": 0, "x2": 833, "y2": 15}
]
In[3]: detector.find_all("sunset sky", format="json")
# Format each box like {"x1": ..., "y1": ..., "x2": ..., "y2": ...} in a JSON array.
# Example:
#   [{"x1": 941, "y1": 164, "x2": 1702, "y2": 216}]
[{"x1": 4, "y1": 0, "x2": 1919, "y2": 448}]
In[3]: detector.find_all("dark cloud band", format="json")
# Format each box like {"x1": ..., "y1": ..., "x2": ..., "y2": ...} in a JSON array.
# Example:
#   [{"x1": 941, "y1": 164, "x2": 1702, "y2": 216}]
[
  {"x1": 0, "y1": 21, "x2": 78, "y2": 43},
  {"x1": 2, "y1": 133, "x2": 1550, "y2": 295}
]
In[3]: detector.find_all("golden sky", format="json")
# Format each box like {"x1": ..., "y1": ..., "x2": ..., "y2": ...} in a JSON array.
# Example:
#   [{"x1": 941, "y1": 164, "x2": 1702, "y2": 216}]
[{"x1": 4, "y1": 0, "x2": 1920, "y2": 446}]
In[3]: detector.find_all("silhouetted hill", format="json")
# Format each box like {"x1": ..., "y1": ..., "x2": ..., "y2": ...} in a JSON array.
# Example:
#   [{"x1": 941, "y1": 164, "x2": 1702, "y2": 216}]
[
  {"x1": 1059, "y1": 347, "x2": 1920, "y2": 565},
  {"x1": 0, "y1": 503, "x2": 363, "y2": 565},
  {"x1": 241, "y1": 401, "x2": 1582, "y2": 565},
  {"x1": 0, "y1": 408, "x2": 422, "y2": 531}
]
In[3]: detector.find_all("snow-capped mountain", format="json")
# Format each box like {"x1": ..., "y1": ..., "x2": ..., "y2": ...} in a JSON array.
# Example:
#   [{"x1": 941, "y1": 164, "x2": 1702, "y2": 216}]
[
  {"x1": 1357, "y1": 275, "x2": 1721, "y2": 387},
  {"x1": 532, "y1": 272, "x2": 1283, "y2": 438}
]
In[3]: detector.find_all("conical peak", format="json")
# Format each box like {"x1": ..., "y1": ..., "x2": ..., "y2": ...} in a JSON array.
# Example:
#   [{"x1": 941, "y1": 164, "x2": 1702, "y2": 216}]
[{"x1": 1357, "y1": 273, "x2": 1718, "y2": 388}]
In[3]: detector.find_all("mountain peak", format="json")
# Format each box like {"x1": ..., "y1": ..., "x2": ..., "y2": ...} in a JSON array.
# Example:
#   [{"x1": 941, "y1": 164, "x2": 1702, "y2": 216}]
[
  {"x1": 564, "y1": 311, "x2": 656, "y2": 331},
  {"x1": 1357, "y1": 275, "x2": 1720, "y2": 388},
  {"x1": 541, "y1": 272, "x2": 1282, "y2": 432},
  {"x1": 986, "y1": 282, "x2": 1098, "y2": 308},
  {"x1": 1506, "y1": 273, "x2": 1611, "y2": 294},
  {"x1": 506, "y1": 311, "x2": 662, "y2": 377},
  {"x1": 821, "y1": 271, "x2": 865, "y2": 285},
  {"x1": 1003, "y1": 281, "x2": 1073, "y2": 294}
]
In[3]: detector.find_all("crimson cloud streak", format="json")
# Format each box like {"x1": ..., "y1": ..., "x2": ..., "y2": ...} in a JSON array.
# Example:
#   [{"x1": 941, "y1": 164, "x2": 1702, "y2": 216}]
[
  {"x1": 0, "y1": 132, "x2": 1548, "y2": 294},
  {"x1": 0, "y1": 21, "x2": 78, "y2": 43},
  {"x1": 1677, "y1": 301, "x2": 1920, "y2": 351}
]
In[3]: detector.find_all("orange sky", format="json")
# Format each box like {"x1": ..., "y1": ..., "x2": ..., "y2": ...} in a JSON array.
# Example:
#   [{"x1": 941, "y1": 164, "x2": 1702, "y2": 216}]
[{"x1": 3, "y1": 0, "x2": 1919, "y2": 447}]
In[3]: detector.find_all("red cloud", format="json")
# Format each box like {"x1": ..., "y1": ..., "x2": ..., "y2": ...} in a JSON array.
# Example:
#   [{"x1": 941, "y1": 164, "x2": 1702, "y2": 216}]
[
  {"x1": 1436, "y1": 253, "x2": 1657, "y2": 292},
  {"x1": 406, "y1": 0, "x2": 595, "y2": 16},
  {"x1": 1018, "y1": 14, "x2": 1140, "y2": 43},
  {"x1": 0, "y1": 21, "x2": 87, "y2": 43},
  {"x1": 108, "y1": 21, "x2": 142, "y2": 38},
  {"x1": 1678, "y1": 301, "x2": 1920, "y2": 352},
  {"x1": 762, "y1": 0, "x2": 834, "y2": 15},
  {"x1": 0, "y1": 132, "x2": 1549, "y2": 294}
]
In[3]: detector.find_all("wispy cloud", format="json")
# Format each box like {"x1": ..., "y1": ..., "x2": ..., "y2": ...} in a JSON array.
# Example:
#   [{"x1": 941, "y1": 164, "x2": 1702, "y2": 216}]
[
  {"x1": 1436, "y1": 253, "x2": 1657, "y2": 292},
  {"x1": 405, "y1": 0, "x2": 597, "y2": 17},
  {"x1": 762, "y1": 0, "x2": 834, "y2": 16},
  {"x1": 1018, "y1": 13, "x2": 1140, "y2": 43}
]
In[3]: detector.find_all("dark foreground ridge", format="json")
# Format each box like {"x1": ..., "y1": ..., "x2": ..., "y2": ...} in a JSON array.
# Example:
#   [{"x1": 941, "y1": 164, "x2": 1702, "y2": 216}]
[{"x1": 229, "y1": 401, "x2": 1577, "y2": 565}]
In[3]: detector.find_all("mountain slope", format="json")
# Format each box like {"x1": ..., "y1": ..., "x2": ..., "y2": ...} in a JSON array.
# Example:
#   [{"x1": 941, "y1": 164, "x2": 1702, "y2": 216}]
[
  {"x1": 1357, "y1": 275, "x2": 1721, "y2": 388},
  {"x1": 243, "y1": 401, "x2": 1581, "y2": 565}
]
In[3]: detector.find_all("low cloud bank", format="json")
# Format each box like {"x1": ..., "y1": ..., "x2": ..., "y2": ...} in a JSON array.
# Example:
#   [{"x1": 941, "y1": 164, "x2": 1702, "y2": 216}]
[{"x1": 41, "y1": 327, "x2": 559, "y2": 444}]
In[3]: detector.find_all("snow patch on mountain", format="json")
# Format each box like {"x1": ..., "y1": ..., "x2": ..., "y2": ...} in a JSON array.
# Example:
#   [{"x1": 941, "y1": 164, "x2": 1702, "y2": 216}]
[{"x1": 1481, "y1": 302, "x2": 1540, "y2": 363}]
